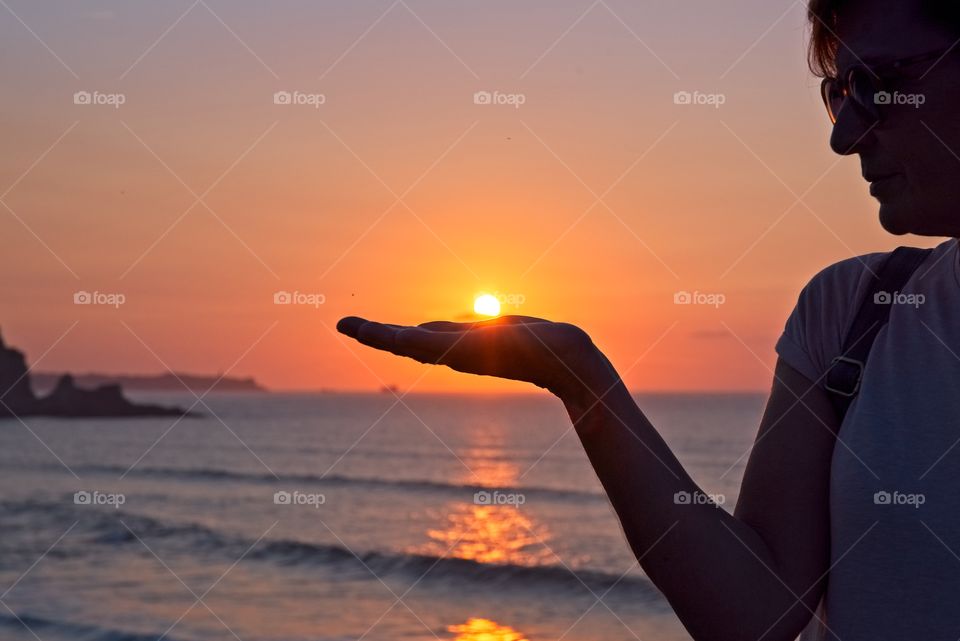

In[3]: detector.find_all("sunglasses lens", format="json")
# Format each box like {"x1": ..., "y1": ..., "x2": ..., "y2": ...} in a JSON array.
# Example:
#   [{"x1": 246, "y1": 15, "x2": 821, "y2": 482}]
[
  {"x1": 822, "y1": 69, "x2": 883, "y2": 125},
  {"x1": 822, "y1": 79, "x2": 845, "y2": 123},
  {"x1": 848, "y1": 69, "x2": 881, "y2": 122}
]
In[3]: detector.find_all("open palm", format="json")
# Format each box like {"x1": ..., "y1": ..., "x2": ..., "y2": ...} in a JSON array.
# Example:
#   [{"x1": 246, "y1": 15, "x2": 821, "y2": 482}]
[{"x1": 336, "y1": 315, "x2": 614, "y2": 400}]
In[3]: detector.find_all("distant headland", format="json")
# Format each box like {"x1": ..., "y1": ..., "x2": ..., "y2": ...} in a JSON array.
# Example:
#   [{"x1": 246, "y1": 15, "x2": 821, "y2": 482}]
[
  {"x1": 0, "y1": 330, "x2": 197, "y2": 418},
  {"x1": 31, "y1": 372, "x2": 266, "y2": 394}
]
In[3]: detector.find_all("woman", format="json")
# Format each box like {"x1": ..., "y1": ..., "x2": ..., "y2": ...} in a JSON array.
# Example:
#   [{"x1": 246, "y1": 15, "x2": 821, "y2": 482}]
[{"x1": 338, "y1": 1, "x2": 960, "y2": 639}]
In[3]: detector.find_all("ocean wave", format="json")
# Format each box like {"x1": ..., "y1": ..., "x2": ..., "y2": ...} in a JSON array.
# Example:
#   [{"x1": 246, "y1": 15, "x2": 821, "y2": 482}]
[
  {"x1": 0, "y1": 611, "x2": 194, "y2": 641},
  {"x1": 68, "y1": 463, "x2": 604, "y2": 503},
  {"x1": 0, "y1": 499, "x2": 657, "y2": 602},
  {"x1": 111, "y1": 508, "x2": 655, "y2": 598},
  {"x1": 251, "y1": 538, "x2": 659, "y2": 600}
]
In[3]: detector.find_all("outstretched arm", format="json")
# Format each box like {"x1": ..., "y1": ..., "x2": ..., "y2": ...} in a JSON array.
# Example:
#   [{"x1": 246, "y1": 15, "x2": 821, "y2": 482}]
[{"x1": 337, "y1": 315, "x2": 838, "y2": 641}]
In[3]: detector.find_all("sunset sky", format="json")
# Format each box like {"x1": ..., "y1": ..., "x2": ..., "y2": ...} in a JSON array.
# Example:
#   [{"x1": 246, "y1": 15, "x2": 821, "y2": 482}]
[{"x1": 1, "y1": 0, "x2": 942, "y2": 392}]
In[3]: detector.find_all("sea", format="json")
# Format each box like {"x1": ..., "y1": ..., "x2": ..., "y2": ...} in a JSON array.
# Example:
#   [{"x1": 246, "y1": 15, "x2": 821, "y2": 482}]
[{"x1": 0, "y1": 391, "x2": 765, "y2": 641}]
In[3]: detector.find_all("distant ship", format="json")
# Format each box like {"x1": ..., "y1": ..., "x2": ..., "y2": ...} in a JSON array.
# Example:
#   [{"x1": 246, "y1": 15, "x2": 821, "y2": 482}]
[{"x1": 380, "y1": 384, "x2": 400, "y2": 394}]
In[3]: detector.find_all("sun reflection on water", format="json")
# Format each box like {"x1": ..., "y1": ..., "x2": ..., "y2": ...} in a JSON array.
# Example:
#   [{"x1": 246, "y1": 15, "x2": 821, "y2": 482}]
[
  {"x1": 448, "y1": 617, "x2": 530, "y2": 641},
  {"x1": 456, "y1": 446, "x2": 521, "y2": 488},
  {"x1": 419, "y1": 502, "x2": 553, "y2": 566},
  {"x1": 410, "y1": 422, "x2": 554, "y2": 566}
]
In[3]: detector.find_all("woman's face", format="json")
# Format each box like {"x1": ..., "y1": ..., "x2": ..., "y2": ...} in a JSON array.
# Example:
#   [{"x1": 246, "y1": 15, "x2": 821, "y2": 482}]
[{"x1": 831, "y1": 0, "x2": 960, "y2": 237}]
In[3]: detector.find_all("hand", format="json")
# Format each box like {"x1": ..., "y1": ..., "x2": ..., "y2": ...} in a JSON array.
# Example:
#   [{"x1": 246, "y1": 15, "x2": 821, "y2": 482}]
[{"x1": 336, "y1": 315, "x2": 620, "y2": 404}]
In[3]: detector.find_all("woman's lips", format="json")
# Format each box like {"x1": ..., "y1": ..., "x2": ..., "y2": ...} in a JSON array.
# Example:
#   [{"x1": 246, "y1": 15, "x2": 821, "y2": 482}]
[{"x1": 868, "y1": 173, "x2": 903, "y2": 200}]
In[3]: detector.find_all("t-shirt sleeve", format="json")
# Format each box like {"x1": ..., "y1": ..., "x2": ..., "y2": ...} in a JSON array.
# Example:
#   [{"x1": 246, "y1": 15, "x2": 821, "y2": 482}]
[{"x1": 775, "y1": 252, "x2": 889, "y2": 386}]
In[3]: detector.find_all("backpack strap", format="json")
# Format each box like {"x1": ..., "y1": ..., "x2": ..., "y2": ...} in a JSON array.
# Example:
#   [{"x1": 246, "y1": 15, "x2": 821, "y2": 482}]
[{"x1": 824, "y1": 246, "x2": 933, "y2": 422}]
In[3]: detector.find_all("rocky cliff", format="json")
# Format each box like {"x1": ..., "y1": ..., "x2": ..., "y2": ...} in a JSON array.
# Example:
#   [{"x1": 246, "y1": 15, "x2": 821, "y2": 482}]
[{"x1": 0, "y1": 330, "x2": 193, "y2": 418}]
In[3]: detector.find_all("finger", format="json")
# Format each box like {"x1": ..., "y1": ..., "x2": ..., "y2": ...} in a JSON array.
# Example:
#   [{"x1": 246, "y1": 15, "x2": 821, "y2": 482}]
[
  {"x1": 336, "y1": 316, "x2": 368, "y2": 339},
  {"x1": 342, "y1": 320, "x2": 451, "y2": 366},
  {"x1": 397, "y1": 326, "x2": 515, "y2": 377},
  {"x1": 340, "y1": 318, "x2": 534, "y2": 378},
  {"x1": 497, "y1": 315, "x2": 551, "y2": 324},
  {"x1": 355, "y1": 321, "x2": 404, "y2": 351},
  {"x1": 417, "y1": 316, "x2": 550, "y2": 332},
  {"x1": 337, "y1": 317, "x2": 405, "y2": 338},
  {"x1": 395, "y1": 327, "x2": 467, "y2": 359},
  {"x1": 417, "y1": 321, "x2": 467, "y2": 331}
]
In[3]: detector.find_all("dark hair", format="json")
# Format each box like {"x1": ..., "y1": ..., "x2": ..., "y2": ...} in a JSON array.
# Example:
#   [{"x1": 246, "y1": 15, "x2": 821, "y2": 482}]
[
  {"x1": 807, "y1": 0, "x2": 960, "y2": 77},
  {"x1": 806, "y1": 0, "x2": 841, "y2": 77}
]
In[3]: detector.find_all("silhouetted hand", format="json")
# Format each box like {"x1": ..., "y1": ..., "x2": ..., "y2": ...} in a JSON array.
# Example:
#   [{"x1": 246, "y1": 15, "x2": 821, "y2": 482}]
[{"x1": 336, "y1": 315, "x2": 619, "y2": 403}]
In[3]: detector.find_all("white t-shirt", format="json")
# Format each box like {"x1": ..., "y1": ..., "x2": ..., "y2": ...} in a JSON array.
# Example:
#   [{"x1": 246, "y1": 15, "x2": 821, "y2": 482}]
[{"x1": 776, "y1": 237, "x2": 960, "y2": 641}]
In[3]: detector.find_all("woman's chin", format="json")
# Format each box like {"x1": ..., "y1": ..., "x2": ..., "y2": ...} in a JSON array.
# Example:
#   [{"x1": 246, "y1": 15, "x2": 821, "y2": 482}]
[
  {"x1": 878, "y1": 200, "x2": 957, "y2": 237},
  {"x1": 878, "y1": 202, "x2": 914, "y2": 236}
]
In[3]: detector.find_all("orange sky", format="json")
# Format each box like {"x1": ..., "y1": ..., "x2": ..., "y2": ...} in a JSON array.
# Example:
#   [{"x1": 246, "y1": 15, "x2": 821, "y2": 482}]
[{"x1": 0, "y1": 1, "x2": 944, "y2": 392}]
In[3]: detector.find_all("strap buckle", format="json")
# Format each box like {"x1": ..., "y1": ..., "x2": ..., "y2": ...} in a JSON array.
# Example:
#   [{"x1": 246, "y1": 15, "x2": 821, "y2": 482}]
[{"x1": 824, "y1": 356, "x2": 864, "y2": 397}]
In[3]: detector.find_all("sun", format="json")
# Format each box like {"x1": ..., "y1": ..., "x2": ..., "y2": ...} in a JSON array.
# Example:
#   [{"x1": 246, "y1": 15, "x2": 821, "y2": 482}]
[{"x1": 473, "y1": 293, "x2": 501, "y2": 317}]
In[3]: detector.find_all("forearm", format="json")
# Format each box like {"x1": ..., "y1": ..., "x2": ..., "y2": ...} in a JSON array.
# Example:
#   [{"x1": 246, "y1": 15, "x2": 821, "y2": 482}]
[{"x1": 561, "y1": 376, "x2": 820, "y2": 641}]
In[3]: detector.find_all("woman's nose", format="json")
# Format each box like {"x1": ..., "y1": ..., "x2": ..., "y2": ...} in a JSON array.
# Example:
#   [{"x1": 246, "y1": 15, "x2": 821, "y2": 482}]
[{"x1": 829, "y1": 104, "x2": 877, "y2": 155}]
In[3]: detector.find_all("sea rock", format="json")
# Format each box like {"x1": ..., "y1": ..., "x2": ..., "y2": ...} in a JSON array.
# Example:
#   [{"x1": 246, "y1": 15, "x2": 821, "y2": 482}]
[{"x1": 0, "y1": 330, "x2": 195, "y2": 419}]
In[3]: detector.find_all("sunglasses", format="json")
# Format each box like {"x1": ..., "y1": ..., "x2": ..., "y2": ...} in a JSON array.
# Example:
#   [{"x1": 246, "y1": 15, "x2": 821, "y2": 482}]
[{"x1": 820, "y1": 47, "x2": 951, "y2": 124}]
